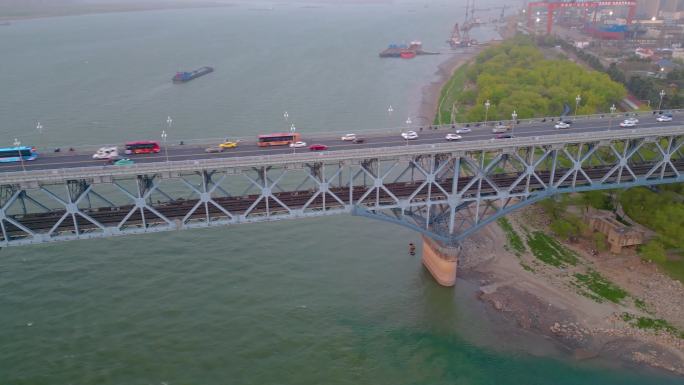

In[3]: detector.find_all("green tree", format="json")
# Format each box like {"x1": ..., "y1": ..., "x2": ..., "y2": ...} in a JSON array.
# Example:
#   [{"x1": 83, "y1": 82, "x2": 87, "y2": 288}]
[
  {"x1": 581, "y1": 191, "x2": 613, "y2": 211},
  {"x1": 640, "y1": 240, "x2": 667, "y2": 263},
  {"x1": 440, "y1": 36, "x2": 627, "y2": 121},
  {"x1": 539, "y1": 198, "x2": 567, "y2": 220},
  {"x1": 551, "y1": 219, "x2": 575, "y2": 239}
]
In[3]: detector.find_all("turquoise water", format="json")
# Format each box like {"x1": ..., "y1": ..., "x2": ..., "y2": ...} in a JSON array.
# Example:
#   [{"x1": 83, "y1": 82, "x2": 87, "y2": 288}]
[{"x1": 0, "y1": 2, "x2": 682, "y2": 384}]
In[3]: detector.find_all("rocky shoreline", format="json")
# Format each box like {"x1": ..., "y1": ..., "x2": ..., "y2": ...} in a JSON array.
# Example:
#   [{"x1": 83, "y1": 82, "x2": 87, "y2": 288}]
[{"x1": 456, "y1": 214, "x2": 684, "y2": 377}]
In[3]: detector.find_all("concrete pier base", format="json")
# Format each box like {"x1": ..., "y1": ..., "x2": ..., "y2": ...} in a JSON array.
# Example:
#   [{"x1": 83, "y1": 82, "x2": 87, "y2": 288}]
[{"x1": 421, "y1": 236, "x2": 459, "y2": 287}]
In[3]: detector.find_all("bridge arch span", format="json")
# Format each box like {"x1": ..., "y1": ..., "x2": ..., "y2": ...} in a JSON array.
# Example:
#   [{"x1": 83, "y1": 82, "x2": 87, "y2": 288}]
[{"x1": 0, "y1": 126, "x2": 680, "y2": 250}]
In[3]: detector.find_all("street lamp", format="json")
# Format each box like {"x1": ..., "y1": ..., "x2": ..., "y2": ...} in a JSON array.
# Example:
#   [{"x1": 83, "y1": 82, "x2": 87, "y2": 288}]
[
  {"x1": 13, "y1": 138, "x2": 25, "y2": 172},
  {"x1": 575, "y1": 95, "x2": 581, "y2": 118},
  {"x1": 164, "y1": 116, "x2": 172, "y2": 162},
  {"x1": 36, "y1": 121, "x2": 43, "y2": 150},
  {"x1": 484, "y1": 100, "x2": 491, "y2": 127},
  {"x1": 161, "y1": 130, "x2": 169, "y2": 163},
  {"x1": 387, "y1": 105, "x2": 394, "y2": 128},
  {"x1": 658, "y1": 89, "x2": 666, "y2": 112},
  {"x1": 511, "y1": 110, "x2": 517, "y2": 136},
  {"x1": 290, "y1": 123, "x2": 296, "y2": 154},
  {"x1": 609, "y1": 104, "x2": 616, "y2": 130},
  {"x1": 405, "y1": 117, "x2": 412, "y2": 146},
  {"x1": 284, "y1": 111, "x2": 289, "y2": 122}
]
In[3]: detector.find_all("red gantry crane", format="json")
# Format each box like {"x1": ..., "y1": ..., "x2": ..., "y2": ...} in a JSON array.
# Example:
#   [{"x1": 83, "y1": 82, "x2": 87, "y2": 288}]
[{"x1": 527, "y1": 1, "x2": 637, "y2": 35}]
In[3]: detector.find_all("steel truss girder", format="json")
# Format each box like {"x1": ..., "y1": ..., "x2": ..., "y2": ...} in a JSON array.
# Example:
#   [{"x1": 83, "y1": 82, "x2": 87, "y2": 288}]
[{"x1": 0, "y1": 134, "x2": 682, "y2": 247}]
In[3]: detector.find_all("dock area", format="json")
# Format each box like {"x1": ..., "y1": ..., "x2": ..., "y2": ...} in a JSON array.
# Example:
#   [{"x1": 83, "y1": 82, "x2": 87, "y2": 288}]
[{"x1": 379, "y1": 41, "x2": 439, "y2": 58}]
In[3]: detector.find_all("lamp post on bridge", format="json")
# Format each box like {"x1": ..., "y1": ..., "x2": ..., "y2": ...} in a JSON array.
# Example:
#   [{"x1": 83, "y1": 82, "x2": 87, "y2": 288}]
[
  {"x1": 658, "y1": 89, "x2": 666, "y2": 113},
  {"x1": 484, "y1": 99, "x2": 491, "y2": 127},
  {"x1": 163, "y1": 116, "x2": 172, "y2": 163},
  {"x1": 161, "y1": 130, "x2": 169, "y2": 163},
  {"x1": 511, "y1": 110, "x2": 517, "y2": 137},
  {"x1": 609, "y1": 104, "x2": 616, "y2": 131},
  {"x1": 36, "y1": 122, "x2": 43, "y2": 151},
  {"x1": 13, "y1": 138, "x2": 25, "y2": 173},
  {"x1": 387, "y1": 105, "x2": 394, "y2": 129},
  {"x1": 284, "y1": 111, "x2": 289, "y2": 122},
  {"x1": 290, "y1": 123, "x2": 296, "y2": 154},
  {"x1": 405, "y1": 117, "x2": 412, "y2": 146},
  {"x1": 575, "y1": 94, "x2": 581, "y2": 119}
]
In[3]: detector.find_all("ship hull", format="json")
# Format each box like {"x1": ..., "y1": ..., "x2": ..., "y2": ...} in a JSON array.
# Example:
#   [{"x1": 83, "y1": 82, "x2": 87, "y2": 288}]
[{"x1": 172, "y1": 66, "x2": 214, "y2": 83}]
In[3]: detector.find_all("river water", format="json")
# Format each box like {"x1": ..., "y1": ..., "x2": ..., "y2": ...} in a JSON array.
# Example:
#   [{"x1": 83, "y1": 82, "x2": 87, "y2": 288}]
[{"x1": 0, "y1": 1, "x2": 682, "y2": 384}]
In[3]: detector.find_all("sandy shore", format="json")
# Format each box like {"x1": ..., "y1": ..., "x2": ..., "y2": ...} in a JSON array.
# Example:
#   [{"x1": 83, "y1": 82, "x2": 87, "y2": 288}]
[
  {"x1": 416, "y1": 47, "x2": 483, "y2": 124},
  {"x1": 456, "y1": 210, "x2": 684, "y2": 376}
]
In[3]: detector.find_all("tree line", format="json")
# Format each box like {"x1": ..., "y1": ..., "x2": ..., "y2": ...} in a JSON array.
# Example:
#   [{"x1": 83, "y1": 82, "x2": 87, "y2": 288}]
[
  {"x1": 537, "y1": 35, "x2": 684, "y2": 109},
  {"x1": 439, "y1": 35, "x2": 627, "y2": 123}
]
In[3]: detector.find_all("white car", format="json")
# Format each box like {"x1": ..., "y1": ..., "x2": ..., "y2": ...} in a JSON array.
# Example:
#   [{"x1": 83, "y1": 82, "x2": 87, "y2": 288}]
[
  {"x1": 554, "y1": 122, "x2": 570, "y2": 129},
  {"x1": 619, "y1": 120, "x2": 636, "y2": 127},
  {"x1": 445, "y1": 133, "x2": 462, "y2": 141},
  {"x1": 455, "y1": 127, "x2": 471, "y2": 134},
  {"x1": 92, "y1": 146, "x2": 118, "y2": 159},
  {"x1": 340, "y1": 133, "x2": 357, "y2": 141},
  {"x1": 401, "y1": 131, "x2": 418, "y2": 140},
  {"x1": 290, "y1": 141, "x2": 307, "y2": 148},
  {"x1": 656, "y1": 115, "x2": 673, "y2": 122},
  {"x1": 492, "y1": 124, "x2": 510, "y2": 133},
  {"x1": 624, "y1": 117, "x2": 639, "y2": 124}
]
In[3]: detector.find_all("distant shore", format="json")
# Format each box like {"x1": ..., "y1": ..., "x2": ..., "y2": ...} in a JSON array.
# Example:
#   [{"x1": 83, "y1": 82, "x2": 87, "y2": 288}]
[{"x1": 0, "y1": 1, "x2": 235, "y2": 22}]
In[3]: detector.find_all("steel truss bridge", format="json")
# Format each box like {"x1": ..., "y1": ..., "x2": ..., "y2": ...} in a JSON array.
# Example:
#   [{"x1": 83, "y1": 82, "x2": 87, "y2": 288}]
[{"x1": 0, "y1": 126, "x2": 682, "y2": 247}]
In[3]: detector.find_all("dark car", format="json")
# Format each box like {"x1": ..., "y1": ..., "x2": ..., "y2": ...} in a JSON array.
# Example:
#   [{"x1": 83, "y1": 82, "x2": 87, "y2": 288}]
[
  {"x1": 309, "y1": 144, "x2": 328, "y2": 151},
  {"x1": 352, "y1": 137, "x2": 365, "y2": 144},
  {"x1": 494, "y1": 133, "x2": 513, "y2": 139}
]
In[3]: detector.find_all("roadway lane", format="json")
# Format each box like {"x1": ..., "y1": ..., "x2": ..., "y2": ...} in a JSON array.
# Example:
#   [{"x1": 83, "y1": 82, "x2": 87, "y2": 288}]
[{"x1": 1, "y1": 113, "x2": 681, "y2": 172}]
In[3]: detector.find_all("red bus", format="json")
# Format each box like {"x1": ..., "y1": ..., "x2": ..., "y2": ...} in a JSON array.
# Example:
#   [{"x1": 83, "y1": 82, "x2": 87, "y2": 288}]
[
  {"x1": 257, "y1": 132, "x2": 301, "y2": 147},
  {"x1": 124, "y1": 141, "x2": 161, "y2": 155}
]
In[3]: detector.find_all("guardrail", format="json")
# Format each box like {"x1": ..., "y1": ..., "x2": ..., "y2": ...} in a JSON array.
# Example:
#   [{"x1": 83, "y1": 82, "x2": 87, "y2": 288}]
[
  {"x1": 3, "y1": 125, "x2": 684, "y2": 185},
  {"x1": 32, "y1": 109, "x2": 684, "y2": 156}
]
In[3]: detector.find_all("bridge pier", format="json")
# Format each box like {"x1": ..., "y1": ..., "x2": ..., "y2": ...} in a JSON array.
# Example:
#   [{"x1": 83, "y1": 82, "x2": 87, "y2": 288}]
[{"x1": 421, "y1": 236, "x2": 459, "y2": 287}]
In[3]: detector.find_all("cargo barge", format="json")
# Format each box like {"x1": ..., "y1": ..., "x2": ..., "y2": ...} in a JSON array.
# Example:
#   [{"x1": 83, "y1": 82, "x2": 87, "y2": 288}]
[
  {"x1": 584, "y1": 24, "x2": 628, "y2": 40},
  {"x1": 379, "y1": 41, "x2": 439, "y2": 59},
  {"x1": 172, "y1": 66, "x2": 214, "y2": 83}
]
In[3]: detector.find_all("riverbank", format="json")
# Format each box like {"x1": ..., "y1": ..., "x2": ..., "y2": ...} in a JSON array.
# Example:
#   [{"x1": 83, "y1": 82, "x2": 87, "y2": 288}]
[
  {"x1": 459, "y1": 210, "x2": 684, "y2": 376},
  {"x1": 422, "y1": 36, "x2": 684, "y2": 376},
  {"x1": 417, "y1": 47, "x2": 484, "y2": 124}
]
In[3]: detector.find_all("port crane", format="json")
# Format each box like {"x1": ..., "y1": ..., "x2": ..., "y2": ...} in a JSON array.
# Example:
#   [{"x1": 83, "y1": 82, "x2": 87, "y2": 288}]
[
  {"x1": 449, "y1": 0, "x2": 479, "y2": 48},
  {"x1": 527, "y1": 1, "x2": 637, "y2": 35}
]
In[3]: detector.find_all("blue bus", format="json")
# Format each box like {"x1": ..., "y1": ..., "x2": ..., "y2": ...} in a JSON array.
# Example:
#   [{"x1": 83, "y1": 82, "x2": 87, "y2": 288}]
[{"x1": 0, "y1": 146, "x2": 38, "y2": 163}]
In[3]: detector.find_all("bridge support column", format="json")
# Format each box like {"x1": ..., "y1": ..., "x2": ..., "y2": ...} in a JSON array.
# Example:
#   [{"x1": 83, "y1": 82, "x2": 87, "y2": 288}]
[{"x1": 421, "y1": 236, "x2": 458, "y2": 287}]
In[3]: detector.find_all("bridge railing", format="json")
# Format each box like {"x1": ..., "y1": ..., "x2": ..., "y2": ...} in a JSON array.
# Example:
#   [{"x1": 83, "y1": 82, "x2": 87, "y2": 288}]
[
  {"x1": 4, "y1": 125, "x2": 684, "y2": 185},
  {"x1": 33, "y1": 109, "x2": 684, "y2": 156}
]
